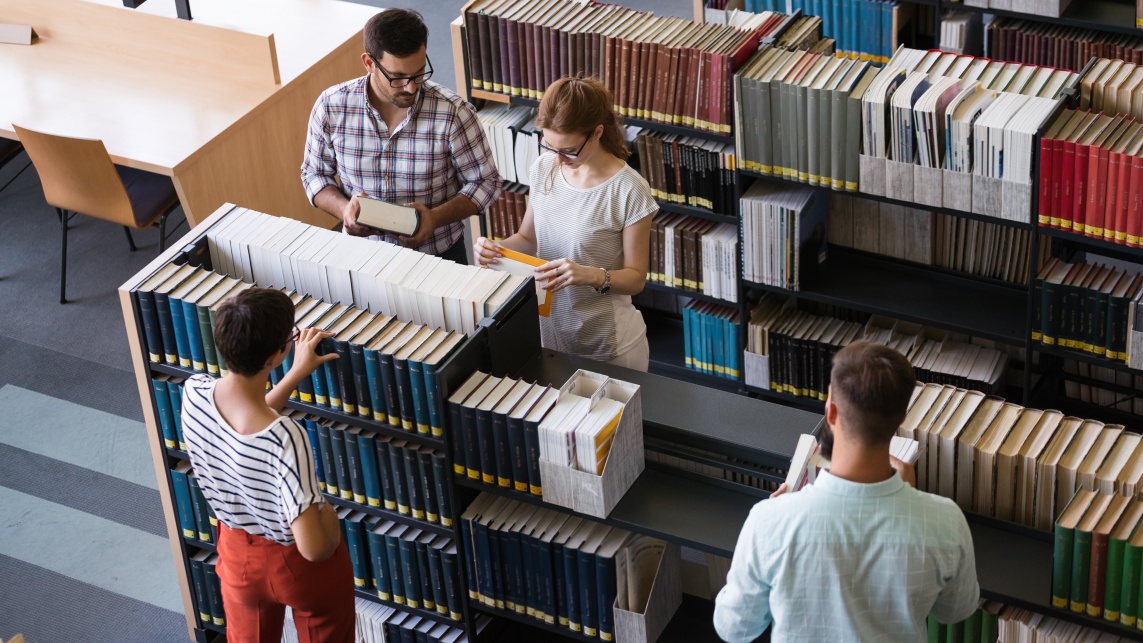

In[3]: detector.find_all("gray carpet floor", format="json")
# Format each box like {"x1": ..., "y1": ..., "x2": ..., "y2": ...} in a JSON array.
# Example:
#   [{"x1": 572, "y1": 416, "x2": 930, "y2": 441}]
[{"x1": 0, "y1": 1, "x2": 690, "y2": 641}]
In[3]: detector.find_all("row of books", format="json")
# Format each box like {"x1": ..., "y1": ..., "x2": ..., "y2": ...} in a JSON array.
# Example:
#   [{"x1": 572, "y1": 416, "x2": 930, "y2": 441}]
[
  {"x1": 900, "y1": 383, "x2": 1143, "y2": 532},
  {"x1": 187, "y1": 550, "x2": 223, "y2": 627},
  {"x1": 463, "y1": 0, "x2": 787, "y2": 133},
  {"x1": 632, "y1": 129, "x2": 738, "y2": 217},
  {"x1": 295, "y1": 411, "x2": 454, "y2": 527},
  {"x1": 337, "y1": 508, "x2": 463, "y2": 620},
  {"x1": 1063, "y1": 362, "x2": 1143, "y2": 417},
  {"x1": 926, "y1": 599, "x2": 1137, "y2": 643},
  {"x1": 648, "y1": 212, "x2": 739, "y2": 303},
  {"x1": 1038, "y1": 109, "x2": 1143, "y2": 246},
  {"x1": 770, "y1": 14, "x2": 833, "y2": 55},
  {"x1": 937, "y1": 11, "x2": 981, "y2": 57},
  {"x1": 475, "y1": 103, "x2": 538, "y2": 187},
  {"x1": 740, "y1": 180, "x2": 826, "y2": 290},
  {"x1": 205, "y1": 207, "x2": 524, "y2": 335},
  {"x1": 1082, "y1": 58, "x2": 1143, "y2": 122},
  {"x1": 826, "y1": 193, "x2": 1046, "y2": 286},
  {"x1": 961, "y1": 0, "x2": 1072, "y2": 19},
  {"x1": 741, "y1": 0, "x2": 903, "y2": 62},
  {"x1": 483, "y1": 183, "x2": 529, "y2": 242},
  {"x1": 1053, "y1": 489, "x2": 1143, "y2": 628},
  {"x1": 1033, "y1": 258, "x2": 1143, "y2": 364},
  {"x1": 986, "y1": 19, "x2": 1143, "y2": 73},
  {"x1": 734, "y1": 45, "x2": 875, "y2": 190},
  {"x1": 459, "y1": 492, "x2": 669, "y2": 640},
  {"x1": 447, "y1": 371, "x2": 558, "y2": 493},
  {"x1": 863, "y1": 48, "x2": 1069, "y2": 178},
  {"x1": 684, "y1": 300, "x2": 742, "y2": 380},
  {"x1": 284, "y1": 598, "x2": 485, "y2": 643},
  {"x1": 152, "y1": 374, "x2": 186, "y2": 450},
  {"x1": 745, "y1": 293, "x2": 1009, "y2": 397}
]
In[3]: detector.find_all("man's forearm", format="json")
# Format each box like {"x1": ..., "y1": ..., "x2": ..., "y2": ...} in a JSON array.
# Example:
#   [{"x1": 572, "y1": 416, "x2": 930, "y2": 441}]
[
  {"x1": 432, "y1": 193, "x2": 480, "y2": 227},
  {"x1": 313, "y1": 185, "x2": 349, "y2": 221}
]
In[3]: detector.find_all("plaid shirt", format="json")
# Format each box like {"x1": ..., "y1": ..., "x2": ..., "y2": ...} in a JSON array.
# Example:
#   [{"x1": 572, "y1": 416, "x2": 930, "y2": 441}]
[{"x1": 301, "y1": 77, "x2": 502, "y2": 255}]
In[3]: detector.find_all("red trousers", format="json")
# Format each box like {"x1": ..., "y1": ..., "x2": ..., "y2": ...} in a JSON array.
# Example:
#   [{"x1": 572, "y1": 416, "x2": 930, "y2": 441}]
[{"x1": 216, "y1": 522, "x2": 354, "y2": 643}]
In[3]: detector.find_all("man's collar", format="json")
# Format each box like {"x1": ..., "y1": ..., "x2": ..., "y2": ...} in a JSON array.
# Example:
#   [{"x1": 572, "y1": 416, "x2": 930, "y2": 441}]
[{"x1": 813, "y1": 470, "x2": 906, "y2": 497}]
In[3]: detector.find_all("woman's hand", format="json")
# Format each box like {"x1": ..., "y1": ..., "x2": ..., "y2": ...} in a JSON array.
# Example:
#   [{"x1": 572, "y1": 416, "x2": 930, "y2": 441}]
[
  {"x1": 473, "y1": 236, "x2": 503, "y2": 267},
  {"x1": 536, "y1": 258, "x2": 602, "y2": 293},
  {"x1": 288, "y1": 328, "x2": 338, "y2": 378}
]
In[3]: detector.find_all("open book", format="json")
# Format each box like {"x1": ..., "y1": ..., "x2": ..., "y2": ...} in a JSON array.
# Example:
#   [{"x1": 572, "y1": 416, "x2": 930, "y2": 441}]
[
  {"x1": 486, "y1": 248, "x2": 553, "y2": 317},
  {"x1": 784, "y1": 434, "x2": 921, "y2": 492},
  {"x1": 355, "y1": 196, "x2": 421, "y2": 236}
]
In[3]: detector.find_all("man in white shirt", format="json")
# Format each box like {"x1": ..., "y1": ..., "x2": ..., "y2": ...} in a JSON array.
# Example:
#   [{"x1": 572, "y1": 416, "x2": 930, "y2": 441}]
[{"x1": 713, "y1": 340, "x2": 980, "y2": 643}]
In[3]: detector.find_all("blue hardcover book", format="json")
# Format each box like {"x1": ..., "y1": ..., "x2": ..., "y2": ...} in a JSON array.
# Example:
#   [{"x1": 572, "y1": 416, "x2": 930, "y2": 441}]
[
  {"x1": 136, "y1": 288, "x2": 164, "y2": 363},
  {"x1": 729, "y1": 313, "x2": 741, "y2": 380},
  {"x1": 833, "y1": 0, "x2": 843, "y2": 55},
  {"x1": 357, "y1": 431, "x2": 382, "y2": 508},
  {"x1": 180, "y1": 299, "x2": 207, "y2": 372},
  {"x1": 398, "y1": 534, "x2": 423, "y2": 609},
  {"x1": 425, "y1": 539, "x2": 448, "y2": 616},
  {"x1": 349, "y1": 341, "x2": 372, "y2": 418},
  {"x1": 169, "y1": 462, "x2": 197, "y2": 539},
  {"x1": 165, "y1": 380, "x2": 185, "y2": 450},
  {"x1": 441, "y1": 543, "x2": 463, "y2": 620},
  {"x1": 384, "y1": 524, "x2": 409, "y2": 604},
  {"x1": 152, "y1": 377, "x2": 177, "y2": 449},
  {"x1": 321, "y1": 346, "x2": 343, "y2": 411},
  {"x1": 168, "y1": 295, "x2": 192, "y2": 368},
  {"x1": 367, "y1": 521, "x2": 393, "y2": 599},
  {"x1": 577, "y1": 544, "x2": 599, "y2": 637},
  {"x1": 363, "y1": 345, "x2": 389, "y2": 423},
  {"x1": 408, "y1": 356, "x2": 432, "y2": 436},
  {"x1": 414, "y1": 535, "x2": 435, "y2": 611},
  {"x1": 682, "y1": 304, "x2": 694, "y2": 368},
  {"x1": 311, "y1": 359, "x2": 330, "y2": 408},
  {"x1": 301, "y1": 416, "x2": 325, "y2": 491},
  {"x1": 343, "y1": 512, "x2": 369, "y2": 588},
  {"x1": 849, "y1": 0, "x2": 859, "y2": 59},
  {"x1": 713, "y1": 311, "x2": 725, "y2": 377}
]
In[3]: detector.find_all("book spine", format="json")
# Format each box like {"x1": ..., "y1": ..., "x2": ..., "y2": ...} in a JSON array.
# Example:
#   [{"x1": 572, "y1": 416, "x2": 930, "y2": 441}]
[
  {"x1": 426, "y1": 543, "x2": 448, "y2": 616},
  {"x1": 363, "y1": 346, "x2": 387, "y2": 422},
  {"x1": 1106, "y1": 536, "x2": 1128, "y2": 622},
  {"x1": 442, "y1": 546, "x2": 463, "y2": 620},
  {"x1": 393, "y1": 356, "x2": 416, "y2": 432},
  {"x1": 316, "y1": 422, "x2": 338, "y2": 497},
  {"x1": 367, "y1": 527, "x2": 391, "y2": 599},
  {"x1": 204, "y1": 557, "x2": 225, "y2": 625},
  {"x1": 384, "y1": 533, "x2": 405, "y2": 604},
  {"x1": 195, "y1": 305, "x2": 219, "y2": 376},
  {"x1": 169, "y1": 467, "x2": 197, "y2": 539},
  {"x1": 186, "y1": 475, "x2": 213, "y2": 543},
  {"x1": 1089, "y1": 532, "x2": 1111, "y2": 617},
  {"x1": 475, "y1": 408, "x2": 497, "y2": 485},
  {"x1": 1072, "y1": 527, "x2": 1094, "y2": 612},
  {"x1": 378, "y1": 350, "x2": 402, "y2": 427},
  {"x1": 447, "y1": 399, "x2": 468, "y2": 475},
  {"x1": 302, "y1": 417, "x2": 326, "y2": 492},
  {"x1": 423, "y1": 363, "x2": 446, "y2": 438},
  {"x1": 344, "y1": 430, "x2": 365, "y2": 504},
  {"x1": 417, "y1": 449, "x2": 438, "y2": 524},
  {"x1": 1120, "y1": 542, "x2": 1143, "y2": 626},
  {"x1": 136, "y1": 290, "x2": 164, "y2": 363},
  {"x1": 356, "y1": 432, "x2": 381, "y2": 507},
  {"x1": 374, "y1": 438, "x2": 397, "y2": 511},
  {"x1": 431, "y1": 451, "x2": 453, "y2": 527},
  {"x1": 388, "y1": 442, "x2": 409, "y2": 515},
  {"x1": 415, "y1": 539, "x2": 434, "y2": 610},
  {"x1": 404, "y1": 446, "x2": 425, "y2": 521},
  {"x1": 180, "y1": 300, "x2": 206, "y2": 372},
  {"x1": 491, "y1": 409, "x2": 513, "y2": 488},
  {"x1": 188, "y1": 556, "x2": 211, "y2": 624},
  {"x1": 344, "y1": 517, "x2": 368, "y2": 588},
  {"x1": 408, "y1": 358, "x2": 431, "y2": 435},
  {"x1": 329, "y1": 425, "x2": 353, "y2": 501},
  {"x1": 153, "y1": 379, "x2": 177, "y2": 449},
  {"x1": 166, "y1": 381, "x2": 185, "y2": 450},
  {"x1": 168, "y1": 296, "x2": 191, "y2": 368}
]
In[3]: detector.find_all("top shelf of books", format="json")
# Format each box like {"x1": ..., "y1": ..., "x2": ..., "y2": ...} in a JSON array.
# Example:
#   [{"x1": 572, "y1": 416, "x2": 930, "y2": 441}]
[{"x1": 950, "y1": 0, "x2": 1142, "y2": 38}]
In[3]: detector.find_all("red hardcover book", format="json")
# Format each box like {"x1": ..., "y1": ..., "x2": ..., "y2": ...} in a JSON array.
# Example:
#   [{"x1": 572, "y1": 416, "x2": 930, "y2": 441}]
[
  {"x1": 520, "y1": 20, "x2": 535, "y2": 98},
  {"x1": 1104, "y1": 147, "x2": 1125, "y2": 240},
  {"x1": 1085, "y1": 136, "x2": 1104, "y2": 232},
  {"x1": 1060, "y1": 136, "x2": 1080, "y2": 231},
  {"x1": 629, "y1": 39, "x2": 645, "y2": 119},
  {"x1": 1074, "y1": 136, "x2": 1094, "y2": 235},
  {"x1": 1112, "y1": 141, "x2": 1137, "y2": 242},
  {"x1": 492, "y1": 13, "x2": 507, "y2": 95},
  {"x1": 1050, "y1": 130, "x2": 1068, "y2": 227},
  {"x1": 671, "y1": 47, "x2": 692, "y2": 126},
  {"x1": 1092, "y1": 138, "x2": 1114, "y2": 237},
  {"x1": 1039, "y1": 132, "x2": 1055, "y2": 227},
  {"x1": 665, "y1": 44, "x2": 683, "y2": 125},
  {"x1": 1129, "y1": 153, "x2": 1143, "y2": 247},
  {"x1": 504, "y1": 17, "x2": 521, "y2": 96}
]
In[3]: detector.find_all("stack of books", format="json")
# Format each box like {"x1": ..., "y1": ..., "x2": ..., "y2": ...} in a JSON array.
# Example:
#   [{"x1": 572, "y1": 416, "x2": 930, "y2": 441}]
[
  {"x1": 684, "y1": 300, "x2": 741, "y2": 380},
  {"x1": 459, "y1": 492, "x2": 671, "y2": 640},
  {"x1": 463, "y1": 0, "x2": 787, "y2": 133},
  {"x1": 648, "y1": 212, "x2": 739, "y2": 302},
  {"x1": 1053, "y1": 489, "x2": 1143, "y2": 628},
  {"x1": 290, "y1": 410, "x2": 453, "y2": 526},
  {"x1": 634, "y1": 128, "x2": 738, "y2": 217},
  {"x1": 740, "y1": 180, "x2": 826, "y2": 291},
  {"x1": 1033, "y1": 257, "x2": 1143, "y2": 364},
  {"x1": 476, "y1": 103, "x2": 538, "y2": 187},
  {"x1": 484, "y1": 184, "x2": 529, "y2": 241},
  {"x1": 987, "y1": 19, "x2": 1143, "y2": 72},
  {"x1": 337, "y1": 508, "x2": 464, "y2": 621},
  {"x1": 737, "y1": 0, "x2": 909, "y2": 62}
]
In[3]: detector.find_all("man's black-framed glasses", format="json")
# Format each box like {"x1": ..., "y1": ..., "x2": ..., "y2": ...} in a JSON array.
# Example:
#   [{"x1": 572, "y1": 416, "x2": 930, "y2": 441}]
[
  {"x1": 538, "y1": 132, "x2": 590, "y2": 160},
  {"x1": 371, "y1": 54, "x2": 434, "y2": 88}
]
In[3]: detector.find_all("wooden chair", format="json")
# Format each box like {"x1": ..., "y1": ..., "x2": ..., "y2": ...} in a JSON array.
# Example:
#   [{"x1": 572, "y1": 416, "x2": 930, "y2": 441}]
[
  {"x1": 0, "y1": 138, "x2": 30, "y2": 193},
  {"x1": 13, "y1": 125, "x2": 183, "y2": 303}
]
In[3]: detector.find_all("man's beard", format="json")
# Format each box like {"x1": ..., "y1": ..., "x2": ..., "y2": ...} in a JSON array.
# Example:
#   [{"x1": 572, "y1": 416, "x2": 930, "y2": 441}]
[{"x1": 819, "y1": 422, "x2": 834, "y2": 462}]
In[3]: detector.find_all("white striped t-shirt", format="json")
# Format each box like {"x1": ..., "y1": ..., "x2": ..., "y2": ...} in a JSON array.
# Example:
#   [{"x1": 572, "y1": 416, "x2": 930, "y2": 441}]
[
  {"x1": 529, "y1": 152, "x2": 657, "y2": 361},
  {"x1": 181, "y1": 375, "x2": 322, "y2": 546}
]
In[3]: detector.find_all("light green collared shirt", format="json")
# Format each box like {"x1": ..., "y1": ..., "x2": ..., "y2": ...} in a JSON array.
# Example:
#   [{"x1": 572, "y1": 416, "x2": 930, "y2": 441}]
[{"x1": 713, "y1": 471, "x2": 979, "y2": 643}]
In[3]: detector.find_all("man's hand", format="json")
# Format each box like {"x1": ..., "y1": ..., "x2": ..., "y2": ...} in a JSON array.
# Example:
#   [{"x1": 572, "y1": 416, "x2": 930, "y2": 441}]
[
  {"x1": 341, "y1": 193, "x2": 373, "y2": 237},
  {"x1": 769, "y1": 483, "x2": 789, "y2": 499},
  {"x1": 397, "y1": 203, "x2": 437, "y2": 249},
  {"x1": 890, "y1": 455, "x2": 916, "y2": 488}
]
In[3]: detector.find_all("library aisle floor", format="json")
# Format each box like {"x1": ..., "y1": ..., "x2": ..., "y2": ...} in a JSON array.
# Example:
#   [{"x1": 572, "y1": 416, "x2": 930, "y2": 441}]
[{"x1": 0, "y1": 1, "x2": 687, "y2": 640}]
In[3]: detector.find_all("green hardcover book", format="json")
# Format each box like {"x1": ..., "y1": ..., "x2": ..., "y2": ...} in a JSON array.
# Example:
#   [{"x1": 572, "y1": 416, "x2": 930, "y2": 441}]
[
  {"x1": 393, "y1": 327, "x2": 434, "y2": 432},
  {"x1": 943, "y1": 619, "x2": 962, "y2": 643},
  {"x1": 1123, "y1": 521, "x2": 1143, "y2": 626},
  {"x1": 980, "y1": 602, "x2": 1001, "y2": 643},
  {"x1": 926, "y1": 615, "x2": 940, "y2": 643},
  {"x1": 1071, "y1": 492, "x2": 1115, "y2": 613},
  {"x1": 962, "y1": 607, "x2": 981, "y2": 643},
  {"x1": 1105, "y1": 499, "x2": 1143, "y2": 622},
  {"x1": 343, "y1": 427, "x2": 367, "y2": 505},
  {"x1": 1040, "y1": 261, "x2": 1073, "y2": 346},
  {"x1": 188, "y1": 550, "x2": 212, "y2": 625},
  {"x1": 204, "y1": 553, "x2": 225, "y2": 625},
  {"x1": 194, "y1": 277, "x2": 240, "y2": 376},
  {"x1": 407, "y1": 329, "x2": 449, "y2": 436},
  {"x1": 1054, "y1": 489, "x2": 1098, "y2": 608}
]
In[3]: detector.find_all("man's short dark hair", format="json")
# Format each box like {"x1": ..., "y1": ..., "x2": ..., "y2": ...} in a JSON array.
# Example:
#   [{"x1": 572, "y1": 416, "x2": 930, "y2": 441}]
[
  {"x1": 365, "y1": 8, "x2": 428, "y2": 60},
  {"x1": 213, "y1": 288, "x2": 294, "y2": 377},
  {"x1": 829, "y1": 340, "x2": 916, "y2": 446}
]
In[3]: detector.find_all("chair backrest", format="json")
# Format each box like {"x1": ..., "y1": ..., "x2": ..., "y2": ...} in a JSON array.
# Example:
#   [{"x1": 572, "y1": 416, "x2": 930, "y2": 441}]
[{"x1": 13, "y1": 124, "x2": 136, "y2": 227}]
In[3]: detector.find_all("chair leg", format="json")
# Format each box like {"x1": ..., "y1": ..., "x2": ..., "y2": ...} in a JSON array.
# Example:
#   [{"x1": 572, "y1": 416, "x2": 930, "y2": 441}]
[
  {"x1": 57, "y1": 208, "x2": 68, "y2": 304},
  {"x1": 123, "y1": 226, "x2": 137, "y2": 252}
]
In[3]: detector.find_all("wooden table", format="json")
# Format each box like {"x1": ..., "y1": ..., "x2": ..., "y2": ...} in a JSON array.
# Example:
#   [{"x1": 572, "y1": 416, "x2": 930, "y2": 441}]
[{"x1": 1, "y1": 0, "x2": 380, "y2": 228}]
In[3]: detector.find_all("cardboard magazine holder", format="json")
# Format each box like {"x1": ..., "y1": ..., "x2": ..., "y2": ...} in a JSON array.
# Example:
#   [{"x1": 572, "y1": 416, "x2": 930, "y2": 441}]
[
  {"x1": 1001, "y1": 180, "x2": 1034, "y2": 224},
  {"x1": 885, "y1": 159, "x2": 915, "y2": 202},
  {"x1": 540, "y1": 370, "x2": 643, "y2": 518},
  {"x1": 971, "y1": 174, "x2": 1002, "y2": 216},
  {"x1": 859, "y1": 154, "x2": 886, "y2": 197},
  {"x1": 743, "y1": 351, "x2": 770, "y2": 390},
  {"x1": 614, "y1": 542, "x2": 682, "y2": 643},
  {"x1": 943, "y1": 169, "x2": 973, "y2": 212},
  {"x1": 913, "y1": 165, "x2": 944, "y2": 208}
]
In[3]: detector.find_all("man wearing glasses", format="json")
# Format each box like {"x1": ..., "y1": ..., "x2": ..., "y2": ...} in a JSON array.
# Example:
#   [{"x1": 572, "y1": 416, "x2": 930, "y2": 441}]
[{"x1": 301, "y1": 8, "x2": 501, "y2": 263}]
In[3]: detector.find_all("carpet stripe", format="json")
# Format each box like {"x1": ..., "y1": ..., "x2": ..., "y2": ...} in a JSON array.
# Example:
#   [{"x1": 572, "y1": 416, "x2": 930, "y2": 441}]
[{"x1": 0, "y1": 487, "x2": 181, "y2": 612}]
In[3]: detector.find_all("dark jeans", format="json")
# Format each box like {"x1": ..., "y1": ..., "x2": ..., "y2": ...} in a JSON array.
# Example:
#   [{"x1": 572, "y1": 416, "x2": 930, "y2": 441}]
[{"x1": 438, "y1": 237, "x2": 468, "y2": 265}]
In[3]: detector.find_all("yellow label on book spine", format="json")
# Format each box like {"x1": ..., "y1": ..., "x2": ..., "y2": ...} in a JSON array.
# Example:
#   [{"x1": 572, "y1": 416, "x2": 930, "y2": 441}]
[
  {"x1": 809, "y1": 174, "x2": 820, "y2": 185},
  {"x1": 1116, "y1": 231, "x2": 1128, "y2": 241},
  {"x1": 368, "y1": 498, "x2": 380, "y2": 507},
  {"x1": 358, "y1": 405, "x2": 370, "y2": 418},
  {"x1": 442, "y1": 517, "x2": 452, "y2": 527},
  {"x1": 1121, "y1": 614, "x2": 1135, "y2": 626},
  {"x1": 651, "y1": 111, "x2": 664, "y2": 121},
  {"x1": 343, "y1": 403, "x2": 355, "y2": 414},
  {"x1": 467, "y1": 468, "x2": 479, "y2": 479},
  {"x1": 481, "y1": 472, "x2": 495, "y2": 484},
  {"x1": 797, "y1": 171, "x2": 809, "y2": 182},
  {"x1": 1049, "y1": 216, "x2": 1060, "y2": 227},
  {"x1": 492, "y1": 83, "x2": 502, "y2": 93},
  {"x1": 471, "y1": 81, "x2": 481, "y2": 89},
  {"x1": 355, "y1": 578, "x2": 365, "y2": 587},
  {"x1": 412, "y1": 508, "x2": 425, "y2": 519},
  {"x1": 431, "y1": 426, "x2": 443, "y2": 437},
  {"x1": 416, "y1": 423, "x2": 429, "y2": 435},
  {"x1": 1107, "y1": 609, "x2": 1121, "y2": 622},
  {"x1": 546, "y1": 615, "x2": 556, "y2": 625},
  {"x1": 165, "y1": 439, "x2": 176, "y2": 448},
  {"x1": 497, "y1": 476, "x2": 511, "y2": 487},
  {"x1": 398, "y1": 503, "x2": 409, "y2": 514},
  {"x1": 299, "y1": 392, "x2": 314, "y2": 403},
  {"x1": 601, "y1": 633, "x2": 613, "y2": 641},
  {"x1": 585, "y1": 627, "x2": 597, "y2": 637},
  {"x1": 316, "y1": 394, "x2": 328, "y2": 405},
  {"x1": 427, "y1": 511, "x2": 438, "y2": 522},
  {"x1": 340, "y1": 490, "x2": 352, "y2": 500},
  {"x1": 199, "y1": 611, "x2": 211, "y2": 623},
  {"x1": 845, "y1": 181, "x2": 858, "y2": 191},
  {"x1": 384, "y1": 500, "x2": 396, "y2": 510},
  {"x1": 183, "y1": 527, "x2": 195, "y2": 538},
  {"x1": 179, "y1": 357, "x2": 191, "y2": 368},
  {"x1": 149, "y1": 352, "x2": 161, "y2": 362},
  {"x1": 1031, "y1": 330, "x2": 1041, "y2": 341},
  {"x1": 401, "y1": 419, "x2": 413, "y2": 430},
  {"x1": 450, "y1": 611, "x2": 463, "y2": 621},
  {"x1": 327, "y1": 484, "x2": 339, "y2": 495},
  {"x1": 408, "y1": 599, "x2": 419, "y2": 609},
  {"x1": 453, "y1": 463, "x2": 465, "y2": 475},
  {"x1": 1038, "y1": 214, "x2": 1050, "y2": 225},
  {"x1": 1071, "y1": 600, "x2": 1085, "y2": 613},
  {"x1": 570, "y1": 621, "x2": 582, "y2": 632},
  {"x1": 388, "y1": 415, "x2": 399, "y2": 426},
  {"x1": 529, "y1": 484, "x2": 542, "y2": 495},
  {"x1": 1087, "y1": 605, "x2": 1101, "y2": 617},
  {"x1": 761, "y1": 165, "x2": 773, "y2": 174},
  {"x1": 468, "y1": 590, "x2": 478, "y2": 600},
  {"x1": 353, "y1": 493, "x2": 365, "y2": 504},
  {"x1": 192, "y1": 360, "x2": 204, "y2": 371},
  {"x1": 179, "y1": 441, "x2": 187, "y2": 451},
  {"x1": 198, "y1": 531, "x2": 210, "y2": 541},
  {"x1": 379, "y1": 591, "x2": 391, "y2": 600}
]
